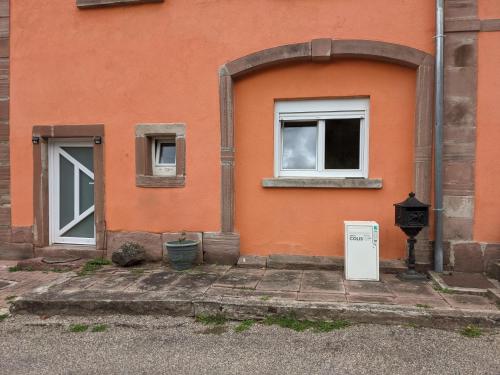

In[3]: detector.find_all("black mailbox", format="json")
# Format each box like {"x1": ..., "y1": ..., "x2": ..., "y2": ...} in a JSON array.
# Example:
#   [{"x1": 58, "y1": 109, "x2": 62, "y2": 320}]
[
  {"x1": 394, "y1": 192, "x2": 430, "y2": 237},
  {"x1": 394, "y1": 192, "x2": 430, "y2": 280}
]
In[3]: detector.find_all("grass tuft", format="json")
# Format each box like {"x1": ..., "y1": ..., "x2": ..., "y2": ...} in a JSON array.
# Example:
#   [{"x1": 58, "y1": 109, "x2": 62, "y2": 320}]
[
  {"x1": 78, "y1": 258, "x2": 112, "y2": 276},
  {"x1": 0, "y1": 313, "x2": 8, "y2": 322},
  {"x1": 91, "y1": 324, "x2": 107, "y2": 332},
  {"x1": 260, "y1": 296, "x2": 271, "y2": 301},
  {"x1": 432, "y1": 284, "x2": 454, "y2": 294},
  {"x1": 263, "y1": 314, "x2": 350, "y2": 333},
  {"x1": 235, "y1": 320, "x2": 255, "y2": 333},
  {"x1": 69, "y1": 324, "x2": 89, "y2": 333},
  {"x1": 5, "y1": 295, "x2": 16, "y2": 301},
  {"x1": 196, "y1": 314, "x2": 227, "y2": 326},
  {"x1": 460, "y1": 325, "x2": 482, "y2": 338}
]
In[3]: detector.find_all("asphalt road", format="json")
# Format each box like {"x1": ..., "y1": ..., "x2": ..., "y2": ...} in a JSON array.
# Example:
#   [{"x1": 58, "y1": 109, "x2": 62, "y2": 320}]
[{"x1": 0, "y1": 314, "x2": 498, "y2": 375}]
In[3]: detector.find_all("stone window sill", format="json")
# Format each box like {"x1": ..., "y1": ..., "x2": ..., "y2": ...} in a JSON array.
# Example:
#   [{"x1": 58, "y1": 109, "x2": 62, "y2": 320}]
[
  {"x1": 136, "y1": 175, "x2": 185, "y2": 188},
  {"x1": 261, "y1": 177, "x2": 383, "y2": 189},
  {"x1": 77, "y1": 0, "x2": 163, "y2": 9}
]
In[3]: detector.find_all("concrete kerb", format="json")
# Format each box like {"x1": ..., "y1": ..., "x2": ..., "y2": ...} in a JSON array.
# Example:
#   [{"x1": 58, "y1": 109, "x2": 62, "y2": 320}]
[{"x1": 11, "y1": 291, "x2": 500, "y2": 329}]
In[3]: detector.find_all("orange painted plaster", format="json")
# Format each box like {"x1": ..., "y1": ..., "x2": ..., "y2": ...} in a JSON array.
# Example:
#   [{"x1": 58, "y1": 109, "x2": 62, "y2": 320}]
[
  {"x1": 474, "y1": 32, "x2": 500, "y2": 243},
  {"x1": 234, "y1": 61, "x2": 416, "y2": 260},
  {"x1": 9, "y1": 0, "x2": 433, "y2": 237}
]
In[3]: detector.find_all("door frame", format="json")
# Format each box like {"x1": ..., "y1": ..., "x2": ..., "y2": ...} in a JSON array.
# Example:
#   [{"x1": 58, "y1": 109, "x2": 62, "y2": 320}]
[
  {"x1": 32, "y1": 125, "x2": 105, "y2": 250},
  {"x1": 48, "y1": 139, "x2": 96, "y2": 246}
]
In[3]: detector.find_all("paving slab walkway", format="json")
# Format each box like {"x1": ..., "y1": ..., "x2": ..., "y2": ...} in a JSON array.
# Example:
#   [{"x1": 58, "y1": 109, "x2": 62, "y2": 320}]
[
  {"x1": 0, "y1": 261, "x2": 63, "y2": 313},
  {"x1": 8, "y1": 264, "x2": 500, "y2": 329}
]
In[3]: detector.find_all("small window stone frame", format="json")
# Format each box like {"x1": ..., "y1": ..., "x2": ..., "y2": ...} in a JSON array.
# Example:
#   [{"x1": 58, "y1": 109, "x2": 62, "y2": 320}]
[{"x1": 135, "y1": 123, "x2": 186, "y2": 188}]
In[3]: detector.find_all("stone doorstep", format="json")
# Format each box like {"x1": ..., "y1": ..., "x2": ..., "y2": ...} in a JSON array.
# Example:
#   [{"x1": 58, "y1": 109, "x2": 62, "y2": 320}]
[{"x1": 34, "y1": 246, "x2": 104, "y2": 260}]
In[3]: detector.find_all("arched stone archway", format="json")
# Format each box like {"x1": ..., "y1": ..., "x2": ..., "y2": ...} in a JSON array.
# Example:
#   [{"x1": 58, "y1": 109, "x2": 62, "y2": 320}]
[{"x1": 205, "y1": 39, "x2": 434, "y2": 265}]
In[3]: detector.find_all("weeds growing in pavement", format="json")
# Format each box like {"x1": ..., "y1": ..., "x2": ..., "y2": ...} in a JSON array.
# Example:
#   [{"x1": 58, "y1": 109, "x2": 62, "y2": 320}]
[
  {"x1": 196, "y1": 314, "x2": 227, "y2": 326},
  {"x1": 91, "y1": 324, "x2": 108, "y2": 332},
  {"x1": 235, "y1": 320, "x2": 255, "y2": 333},
  {"x1": 77, "y1": 258, "x2": 112, "y2": 276},
  {"x1": 69, "y1": 324, "x2": 89, "y2": 333},
  {"x1": 460, "y1": 325, "x2": 482, "y2": 338},
  {"x1": 263, "y1": 314, "x2": 350, "y2": 333}
]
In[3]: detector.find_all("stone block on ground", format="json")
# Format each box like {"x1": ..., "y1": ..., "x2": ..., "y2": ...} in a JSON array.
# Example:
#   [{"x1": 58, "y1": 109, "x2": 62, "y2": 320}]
[
  {"x1": 0, "y1": 243, "x2": 34, "y2": 260},
  {"x1": 202, "y1": 232, "x2": 239, "y2": 265},
  {"x1": 484, "y1": 244, "x2": 500, "y2": 278},
  {"x1": 106, "y1": 231, "x2": 162, "y2": 261},
  {"x1": 111, "y1": 242, "x2": 146, "y2": 267},
  {"x1": 452, "y1": 242, "x2": 483, "y2": 273}
]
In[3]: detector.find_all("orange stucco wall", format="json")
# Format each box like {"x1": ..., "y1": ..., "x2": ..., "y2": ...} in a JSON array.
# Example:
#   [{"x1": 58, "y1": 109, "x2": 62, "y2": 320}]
[
  {"x1": 479, "y1": 0, "x2": 500, "y2": 18},
  {"x1": 474, "y1": 30, "x2": 500, "y2": 243},
  {"x1": 9, "y1": 1, "x2": 434, "y2": 254},
  {"x1": 234, "y1": 61, "x2": 416, "y2": 260}
]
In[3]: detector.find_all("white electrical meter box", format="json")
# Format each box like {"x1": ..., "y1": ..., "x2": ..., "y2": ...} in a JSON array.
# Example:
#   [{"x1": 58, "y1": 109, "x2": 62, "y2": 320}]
[{"x1": 344, "y1": 221, "x2": 379, "y2": 281}]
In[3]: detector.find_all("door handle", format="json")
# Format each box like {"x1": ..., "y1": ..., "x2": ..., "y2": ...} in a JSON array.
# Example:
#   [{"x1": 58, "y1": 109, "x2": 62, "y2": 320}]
[{"x1": 89, "y1": 182, "x2": 94, "y2": 185}]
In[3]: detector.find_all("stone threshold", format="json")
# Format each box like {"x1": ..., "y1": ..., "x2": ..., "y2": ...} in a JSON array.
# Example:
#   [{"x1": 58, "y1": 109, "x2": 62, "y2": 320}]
[
  {"x1": 238, "y1": 254, "x2": 409, "y2": 273},
  {"x1": 34, "y1": 245, "x2": 104, "y2": 260},
  {"x1": 429, "y1": 271, "x2": 500, "y2": 304}
]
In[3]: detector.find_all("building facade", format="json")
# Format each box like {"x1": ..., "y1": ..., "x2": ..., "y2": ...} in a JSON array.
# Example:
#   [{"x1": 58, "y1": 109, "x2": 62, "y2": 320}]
[{"x1": 0, "y1": 0, "x2": 499, "y2": 274}]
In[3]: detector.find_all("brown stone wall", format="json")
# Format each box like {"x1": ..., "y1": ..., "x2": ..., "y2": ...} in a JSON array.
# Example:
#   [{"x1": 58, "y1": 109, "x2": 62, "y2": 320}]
[
  {"x1": 442, "y1": 0, "x2": 487, "y2": 273},
  {"x1": 0, "y1": 0, "x2": 10, "y2": 249}
]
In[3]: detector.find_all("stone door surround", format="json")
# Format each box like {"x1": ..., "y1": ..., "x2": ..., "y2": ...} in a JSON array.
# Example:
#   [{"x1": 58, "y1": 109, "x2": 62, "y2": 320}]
[
  {"x1": 32, "y1": 125, "x2": 106, "y2": 251},
  {"x1": 216, "y1": 38, "x2": 434, "y2": 264}
]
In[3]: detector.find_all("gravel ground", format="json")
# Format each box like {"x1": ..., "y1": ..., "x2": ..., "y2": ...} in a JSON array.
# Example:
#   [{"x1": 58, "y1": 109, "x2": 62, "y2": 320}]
[{"x1": 0, "y1": 314, "x2": 498, "y2": 375}]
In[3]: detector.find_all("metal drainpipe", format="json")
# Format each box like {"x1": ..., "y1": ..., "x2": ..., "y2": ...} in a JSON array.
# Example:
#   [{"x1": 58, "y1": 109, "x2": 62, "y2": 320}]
[{"x1": 434, "y1": 0, "x2": 445, "y2": 273}]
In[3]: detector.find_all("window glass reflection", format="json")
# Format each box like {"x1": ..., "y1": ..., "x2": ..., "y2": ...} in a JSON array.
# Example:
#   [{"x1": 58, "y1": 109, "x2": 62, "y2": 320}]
[{"x1": 282, "y1": 122, "x2": 317, "y2": 170}]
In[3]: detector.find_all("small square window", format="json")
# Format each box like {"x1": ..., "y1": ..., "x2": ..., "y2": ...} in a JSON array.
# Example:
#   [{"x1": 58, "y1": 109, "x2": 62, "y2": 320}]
[
  {"x1": 275, "y1": 98, "x2": 369, "y2": 178},
  {"x1": 153, "y1": 137, "x2": 176, "y2": 176},
  {"x1": 135, "y1": 123, "x2": 186, "y2": 188}
]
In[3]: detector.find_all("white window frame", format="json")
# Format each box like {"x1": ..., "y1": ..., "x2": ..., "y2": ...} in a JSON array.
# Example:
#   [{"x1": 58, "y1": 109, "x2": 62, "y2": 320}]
[
  {"x1": 274, "y1": 98, "x2": 370, "y2": 178},
  {"x1": 152, "y1": 137, "x2": 176, "y2": 176}
]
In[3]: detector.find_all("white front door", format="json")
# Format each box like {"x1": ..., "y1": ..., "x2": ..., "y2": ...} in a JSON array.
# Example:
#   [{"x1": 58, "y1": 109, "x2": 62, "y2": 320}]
[{"x1": 49, "y1": 140, "x2": 96, "y2": 245}]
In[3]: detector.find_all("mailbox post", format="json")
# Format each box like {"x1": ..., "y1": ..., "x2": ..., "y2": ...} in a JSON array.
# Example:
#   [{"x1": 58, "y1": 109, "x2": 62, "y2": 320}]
[{"x1": 394, "y1": 192, "x2": 430, "y2": 280}]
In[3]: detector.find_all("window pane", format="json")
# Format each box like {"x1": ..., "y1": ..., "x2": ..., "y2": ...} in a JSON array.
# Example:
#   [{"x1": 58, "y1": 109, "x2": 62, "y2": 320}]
[
  {"x1": 62, "y1": 147, "x2": 94, "y2": 172},
  {"x1": 157, "y1": 141, "x2": 176, "y2": 165},
  {"x1": 79, "y1": 170, "x2": 94, "y2": 215},
  {"x1": 324, "y1": 119, "x2": 360, "y2": 169},
  {"x1": 62, "y1": 213, "x2": 94, "y2": 238},
  {"x1": 59, "y1": 154, "x2": 74, "y2": 229},
  {"x1": 282, "y1": 121, "x2": 317, "y2": 170}
]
